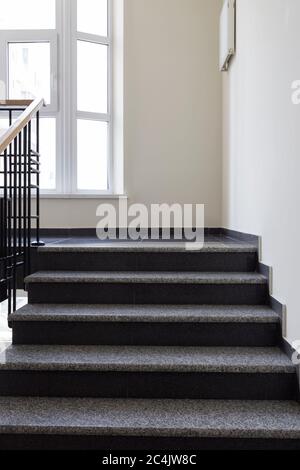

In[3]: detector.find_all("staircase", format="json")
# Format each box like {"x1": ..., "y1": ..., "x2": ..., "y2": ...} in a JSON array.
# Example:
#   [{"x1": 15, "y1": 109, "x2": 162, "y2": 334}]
[{"x1": 1, "y1": 240, "x2": 300, "y2": 450}]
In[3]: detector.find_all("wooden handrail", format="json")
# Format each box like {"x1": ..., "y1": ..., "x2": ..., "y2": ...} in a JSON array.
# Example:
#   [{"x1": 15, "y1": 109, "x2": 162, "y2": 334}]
[
  {"x1": 0, "y1": 100, "x2": 34, "y2": 107},
  {"x1": 0, "y1": 98, "x2": 44, "y2": 154}
]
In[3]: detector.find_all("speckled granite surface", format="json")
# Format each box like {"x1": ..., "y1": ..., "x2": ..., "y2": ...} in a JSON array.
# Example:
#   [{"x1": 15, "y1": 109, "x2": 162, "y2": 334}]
[
  {"x1": 0, "y1": 398, "x2": 299, "y2": 439},
  {"x1": 25, "y1": 271, "x2": 267, "y2": 285},
  {"x1": 38, "y1": 242, "x2": 257, "y2": 253},
  {"x1": 0, "y1": 345, "x2": 294, "y2": 373},
  {"x1": 11, "y1": 304, "x2": 279, "y2": 323}
]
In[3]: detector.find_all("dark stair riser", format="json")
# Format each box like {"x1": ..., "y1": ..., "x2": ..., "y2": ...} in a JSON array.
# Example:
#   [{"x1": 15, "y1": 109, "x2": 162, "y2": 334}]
[
  {"x1": 1, "y1": 435, "x2": 300, "y2": 451},
  {"x1": 27, "y1": 282, "x2": 269, "y2": 305},
  {"x1": 0, "y1": 370, "x2": 297, "y2": 400},
  {"x1": 12, "y1": 321, "x2": 281, "y2": 347},
  {"x1": 34, "y1": 251, "x2": 258, "y2": 273}
]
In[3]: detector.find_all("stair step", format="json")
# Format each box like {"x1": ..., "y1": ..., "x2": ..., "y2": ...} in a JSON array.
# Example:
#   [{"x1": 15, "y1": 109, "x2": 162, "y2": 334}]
[
  {"x1": 0, "y1": 346, "x2": 296, "y2": 399},
  {"x1": 34, "y1": 244, "x2": 258, "y2": 272},
  {"x1": 0, "y1": 345, "x2": 292, "y2": 372},
  {"x1": 25, "y1": 271, "x2": 268, "y2": 305},
  {"x1": 11, "y1": 304, "x2": 279, "y2": 323},
  {"x1": 26, "y1": 271, "x2": 267, "y2": 284},
  {"x1": 11, "y1": 305, "x2": 281, "y2": 347},
  {"x1": 38, "y1": 243, "x2": 258, "y2": 252},
  {"x1": 0, "y1": 398, "x2": 300, "y2": 450}
]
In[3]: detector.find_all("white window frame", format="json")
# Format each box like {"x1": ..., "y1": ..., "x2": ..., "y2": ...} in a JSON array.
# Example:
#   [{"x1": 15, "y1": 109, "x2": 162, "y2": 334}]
[
  {"x1": 69, "y1": 0, "x2": 113, "y2": 195},
  {"x1": 0, "y1": 25, "x2": 59, "y2": 194},
  {"x1": 0, "y1": 0, "x2": 113, "y2": 196},
  {"x1": 0, "y1": 30, "x2": 58, "y2": 113}
]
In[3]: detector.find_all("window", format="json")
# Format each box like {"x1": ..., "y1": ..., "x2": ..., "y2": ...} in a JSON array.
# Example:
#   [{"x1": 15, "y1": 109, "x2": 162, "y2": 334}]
[
  {"x1": 0, "y1": 0, "x2": 112, "y2": 194},
  {"x1": 0, "y1": 0, "x2": 56, "y2": 30},
  {"x1": 8, "y1": 42, "x2": 52, "y2": 104},
  {"x1": 77, "y1": 0, "x2": 108, "y2": 37},
  {"x1": 75, "y1": 0, "x2": 111, "y2": 192}
]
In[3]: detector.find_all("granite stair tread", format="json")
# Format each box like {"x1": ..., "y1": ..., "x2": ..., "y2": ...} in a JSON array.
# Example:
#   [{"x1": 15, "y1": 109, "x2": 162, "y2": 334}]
[
  {"x1": 25, "y1": 271, "x2": 267, "y2": 285},
  {"x1": 38, "y1": 242, "x2": 257, "y2": 253},
  {"x1": 11, "y1": 304, "x2": 279, "y2": 323},
  {"x1": 0, "y1": 345, "x2": 294, "y2": 373},
  {"x1": 0, "y1": 397, "x2": 299, "y2": 439}
]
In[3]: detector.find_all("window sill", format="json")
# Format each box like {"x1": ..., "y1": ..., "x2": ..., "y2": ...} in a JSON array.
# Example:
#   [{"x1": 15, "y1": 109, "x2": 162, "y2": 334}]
[{"x1": 39, "y1": 194, "x2": 128, "y2": 200}]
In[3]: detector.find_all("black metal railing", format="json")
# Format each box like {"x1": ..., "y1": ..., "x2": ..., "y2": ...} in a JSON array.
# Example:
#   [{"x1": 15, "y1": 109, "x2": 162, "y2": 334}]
[{"x1": 0, "y1": 99, "x2": 44, "y2": 315}]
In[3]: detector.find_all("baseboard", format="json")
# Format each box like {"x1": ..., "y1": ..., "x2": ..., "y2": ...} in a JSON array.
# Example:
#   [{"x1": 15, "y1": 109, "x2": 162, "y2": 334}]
[
  {"x1": 256, "y1": 265, "x2": 288, "y2": 341},
  {"x1": 256, "y1": 265, "x2": 292, "y2": 363},
  {"x1": 39, "y1": 228, "x2": 97, "y2": 238},
  {"x1": 280, "y1": 336, "x2": 295, "y2": 361},
  {"x1": 38, "y1": 228, "x2": 223, "y2": 238},
  {"x1": 273, "y1": 316, "x2": 300, "y2": 402},
  {"x1": 258, "y1": 263, "x2": 271, "y2": 283},
  {"x1": 37, "y1": 227, "x2": 261, "y2": 241},
  {"x1": 270, "y1": 296, "x2": 285, "y2": 320},
  {"x1": 274, "y1": 305, "x2": 300, "y2": 401},
  {"x1": 221, "y1": 229, "x2": 259, "y2": 246}
]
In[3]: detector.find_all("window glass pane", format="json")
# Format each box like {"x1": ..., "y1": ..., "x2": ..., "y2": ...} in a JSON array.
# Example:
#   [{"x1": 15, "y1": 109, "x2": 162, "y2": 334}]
[
  {"x1": 40, "y1": 118, "x2": 56, "y2": 190},
  {"x1": 77, "y1": 120, "x2": 108, "y2": 191},
  {"x1": 32, "y1": 118, "x2": 56, "y2": 190},
  {"x1": 77, "y1": 0, "x2": 107, "y2": 37},
  {"x1": 0, "y1": 117, "x2": 9, "y2": 129},
  {"x1": 77, "y1": 40, "x2": 108, "y2": 114},
  {"x1": 0, "y1": 118, "x2": 55, "y2": 190},
  {"x1": 0, "y1": 0, "x2": 55, "y2": 30},
  {"x1": 9, "y1": 42, "x2": 51, "y2": 104}
]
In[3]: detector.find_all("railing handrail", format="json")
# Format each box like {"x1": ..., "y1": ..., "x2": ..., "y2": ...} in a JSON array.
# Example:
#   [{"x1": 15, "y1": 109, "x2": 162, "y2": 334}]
[
  {"x1": 0, "y1": 98, "x2": 44, "y2": 154},
  {"x1": 0, "y1": 97, "x2": 45, "y2": 314}
]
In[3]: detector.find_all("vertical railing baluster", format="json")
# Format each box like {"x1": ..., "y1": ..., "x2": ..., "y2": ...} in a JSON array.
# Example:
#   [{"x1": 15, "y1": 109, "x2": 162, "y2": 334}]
[
  {"x1": 3, "y1": 148, "x2": 8, "y2": 312},
  {"x1": 0, "y1": 100, "x2": 43, "y2": 318},
  {"x1": 31, "y1": 112, "x2": 44, "y2": 248},
  {"x1": 0, "y1": 198, "x2": 3, "y2": 302},
  {"x1": 23, "y1": 125, "x2": 28, "y2": 278},
  {"x1": 36, "y1": 112, "x2": 41, "y2": 245},
  {"x1": 7, "y1": 198, "x2": 12, "y2": 315},
  {"x1": 27, "y1": 121, "x2": 32, "y2": 273},
  {"x1": 18, "y1": 132, "x2": 22, "y2": 255},
  {"x1": 12, "y1": 137, "x2": 18, "y2": 312},
  {"x1": 8, "y1": 127, "x2": 14, "y2": 315}
]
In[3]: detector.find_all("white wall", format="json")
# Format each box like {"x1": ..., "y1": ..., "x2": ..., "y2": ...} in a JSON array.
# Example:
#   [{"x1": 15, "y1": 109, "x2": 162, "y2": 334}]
[
  {"x1": 223, "y1": 0, "x2": 300, "y2": 343},
  {"x1": 40, "y1": 0, "x2": 222, "y2": 228}
]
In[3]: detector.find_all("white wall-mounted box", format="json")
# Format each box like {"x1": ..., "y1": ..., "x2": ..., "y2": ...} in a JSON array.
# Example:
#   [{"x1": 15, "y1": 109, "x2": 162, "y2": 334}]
[{"x1": 219, "y1": 0, "x2": 236, "y2": 72}]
